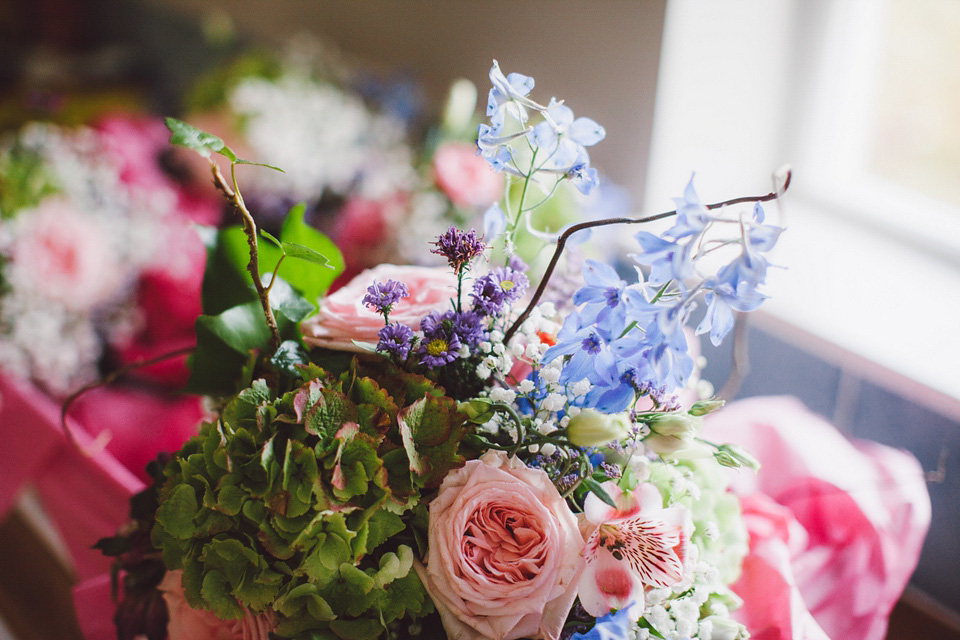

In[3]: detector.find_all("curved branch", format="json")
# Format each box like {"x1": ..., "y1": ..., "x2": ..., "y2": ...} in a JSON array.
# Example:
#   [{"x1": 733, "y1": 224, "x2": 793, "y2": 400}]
[{"x1": 503, "y1": 169, "x2": 792, "y2": 344}]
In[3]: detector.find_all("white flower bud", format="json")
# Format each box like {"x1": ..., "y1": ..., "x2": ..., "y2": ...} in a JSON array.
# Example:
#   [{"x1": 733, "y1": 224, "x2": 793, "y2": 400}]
[{"x1": 566, "y1": 408, "x2": 631, "y2": 447}]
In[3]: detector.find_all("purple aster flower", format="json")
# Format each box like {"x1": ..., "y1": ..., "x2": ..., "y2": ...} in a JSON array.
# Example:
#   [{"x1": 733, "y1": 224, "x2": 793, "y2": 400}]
[
  {"x1": 377, "y1": 323, "x2": 414, "y2": 360},
  {"x1": 363, "y1": 279, "x2": 409, "y2": 316},
  {"x1": 430, "y1": 226, "x2": 486, "y2": 274},
  {"x1": 418, "y1": 311, "x2": 462, "y2": 368},
  {"x1": 471, "y1": 266, "x2": 530, "y2": 315},
  {"x1": 450, "y1": 310, "x2": 488, "y2": 348}
]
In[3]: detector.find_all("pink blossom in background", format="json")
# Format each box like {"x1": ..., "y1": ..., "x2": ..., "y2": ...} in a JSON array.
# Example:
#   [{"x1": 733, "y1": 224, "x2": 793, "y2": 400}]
[
  {"x1": 302, "y1": 263, "x2": 457, "y2": 352},
  {"x1": 433, "y1": 141, "x2": 503, "y2": 208},
  {"x1": 69, "y1": 386, "x2": 206, "y2": 483},
  {"x1": 10, "y1": 199, "x2": 124, "y2": 311},
  {"x1": 159, "y1": 571, "x2": 277, "y2": 640},
  {"x1": 331, "y1": 195, "x2": 404, "y2": 284},
  {"x1": 95, "y1": 114, "x2": 223, "y2": 226},
  {"x1": 414, "y1": 450, "x2": 584, "y2": 640},
  {"x1": 577, "y1": 481, "x2": 692, "y2": 621},
  {"x1": 117, "y1": 221, "x2": 207, "y2": 388},
  {"x1": 702, "y1": 396, "x2": 931, "y2": 640}
]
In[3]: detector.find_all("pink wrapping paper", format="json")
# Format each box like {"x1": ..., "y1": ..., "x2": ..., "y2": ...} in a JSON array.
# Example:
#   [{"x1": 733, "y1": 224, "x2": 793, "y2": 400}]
[
  {"x1": 704, "y1": 396, "x2": 931, "y2": 640},
  {"x1": 0, "y1": 375, "x2": 145, "y2": 579}
]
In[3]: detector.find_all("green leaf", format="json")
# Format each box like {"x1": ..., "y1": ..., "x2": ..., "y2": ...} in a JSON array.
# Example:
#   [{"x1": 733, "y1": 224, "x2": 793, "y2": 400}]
[
  {"x1": 156, "y1": 484, "x2": 199, "y2": 540},
  {"x1": 165, "y1": 117, "x2": 237, "y2": 162},
  {"x1": 397, "y1": 394, "x2": 469, "y2": 488},
  {"x1": 281, "y1": 241, "x2": 333, "y2": 267},
  {"x1": 275, "y1": 204, "x2": 345, "y2": 303},
  {"x1": 328, "y1": 618, "x2": 384, "y2": 640},
  {"x1": 235, "y1": 158, "x2": 285, "y2": 172},
  {"x1": 200, "y1": 570, "x2": 244, "y2": 620},
  {"x1": 260, "y1": 229, "x2": 282, "y2": 249},
  {"x1": 583, "y1": 476, "x2": 618, "y2": 509}
]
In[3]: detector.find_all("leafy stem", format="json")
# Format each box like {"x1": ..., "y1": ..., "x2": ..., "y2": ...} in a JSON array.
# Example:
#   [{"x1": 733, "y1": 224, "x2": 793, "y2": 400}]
[{"x1": 212, "y1": 162, "x2": 281, "y2": 354}]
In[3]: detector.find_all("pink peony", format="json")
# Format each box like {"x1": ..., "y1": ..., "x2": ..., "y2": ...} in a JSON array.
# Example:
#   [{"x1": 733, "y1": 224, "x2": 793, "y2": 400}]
[
  {"x1": 577, "y1": 481, "x2": 692, "y2": 621},
  {"x1": 414, "y1": 451, "x2": 584, "y2": 640},
  {"x1": 433, "y1": 141, "x2": 503, "y2": 208},
  {"x1": 11, "y1": 199, "x2": 124, "y2": 311},
  {"x1": 158, "y1": 570, "x2": 277, "y2": 640},
  {"x1": 301, "y1": 264, "x2": 457, "y2": 352}
]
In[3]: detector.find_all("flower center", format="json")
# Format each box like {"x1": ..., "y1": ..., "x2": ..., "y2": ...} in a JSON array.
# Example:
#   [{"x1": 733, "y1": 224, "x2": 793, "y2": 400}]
[
  {"x1": 581, "y1": 332, "x2": 602, "y2": 354},
  {"x1": 500, "y1": 279, "x2": 515, "y2": 292},
  {"x1": 426, "y1": 338, "x2": 450, "y2": 356}
]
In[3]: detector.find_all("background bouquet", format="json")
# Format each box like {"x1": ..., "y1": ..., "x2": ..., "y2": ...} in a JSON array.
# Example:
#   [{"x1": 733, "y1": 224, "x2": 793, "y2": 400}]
[{"x1": 96, "y1": 60, "x2": 792, "y2": 640}]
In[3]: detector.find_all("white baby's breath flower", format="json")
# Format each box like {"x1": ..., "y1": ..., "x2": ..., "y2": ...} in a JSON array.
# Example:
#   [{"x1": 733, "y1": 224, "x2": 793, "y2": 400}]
[
  {"x1": 572, "y1": 378, "x2": 592, "y2": 397},
  {"x1": 540, "y1": 364, "x2": 561, "y2": 385},
  {"x1": 518, "y1": 379, "x2": 536, "y2": 394},
  {"x1": 489, "y1": 387, "x2": 516, "y2": 404}
]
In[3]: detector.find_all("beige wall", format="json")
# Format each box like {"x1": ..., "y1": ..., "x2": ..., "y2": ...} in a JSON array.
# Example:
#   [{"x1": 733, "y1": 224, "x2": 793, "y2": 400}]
[{"x1": 145, "y1": 0, "x2": 667, "y2": 204}]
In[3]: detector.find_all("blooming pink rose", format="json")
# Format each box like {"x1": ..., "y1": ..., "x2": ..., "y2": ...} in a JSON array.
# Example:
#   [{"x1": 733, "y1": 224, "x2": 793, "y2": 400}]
[
  {"x1": 414, "y1": 451, "x2": 584, "y2": 640},
  {"x1": 433, "y1": 141, "x2": 503, "y2": 208},
  {"x1": 158, "y1": 570, "x2": 277, "y2": 640},
  {"x1": 11, "y1": 199, "x2": 123, "y2": 311},
  {"x1": 301, "y1": 264, "x2": 457, "y2": 352}
]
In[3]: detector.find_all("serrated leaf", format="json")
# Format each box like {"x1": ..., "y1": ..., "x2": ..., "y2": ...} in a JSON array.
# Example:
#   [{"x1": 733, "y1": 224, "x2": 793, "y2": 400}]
[
  {"x1": 156, "y1": 484, "x2": 199, "y2": 540},
  {"x1": 200, "y1": 570, "x2": 244, "y2": 620},
  {"x1": 165, "y1": 117, "x2": 237, "y2": 161}
]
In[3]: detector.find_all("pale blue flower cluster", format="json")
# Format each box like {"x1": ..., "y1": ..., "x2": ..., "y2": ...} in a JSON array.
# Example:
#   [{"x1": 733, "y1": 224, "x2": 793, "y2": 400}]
[
  {"x1": 543, "y1": 176, "x2": 783, "y2": 414},
  {"x1": 477, "y1": 60, "x2": 605, "y2": 196}
]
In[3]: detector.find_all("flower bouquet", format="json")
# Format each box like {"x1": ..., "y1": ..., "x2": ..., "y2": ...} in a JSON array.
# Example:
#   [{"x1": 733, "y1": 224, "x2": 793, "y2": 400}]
[{"x1": 96, "y1": 61, "x2": 791, "y2": 640}]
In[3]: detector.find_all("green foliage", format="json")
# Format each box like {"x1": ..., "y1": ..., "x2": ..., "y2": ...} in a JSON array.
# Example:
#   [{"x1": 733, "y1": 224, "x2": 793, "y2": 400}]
[
  {"x1": 152, "y1": 356, "x2": 468, "y2": 638},
  {"x1": 0, "y1": 143, "x2": 58, "y2": 219}
]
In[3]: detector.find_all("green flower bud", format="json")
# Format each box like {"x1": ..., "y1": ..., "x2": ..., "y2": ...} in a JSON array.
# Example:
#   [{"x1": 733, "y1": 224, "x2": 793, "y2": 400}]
[
  {"x1": 714, "y1": 443, "x2": 761, "y2": 472},
  {"x1": 458, "y1": 398, "x2": 495, "y2": 423},
  {"x1": 567, "y1": 408, "x2": 631, "y2": 447},
  {"x1": 441, "y1": 78, "x2": 478, "y2": 135},
  {"x1": 648, "y1": 411, "x2": 703, "y2": 438},
  {"x1": 689, "y1": 398, "x2": 726, "y2": 416}
]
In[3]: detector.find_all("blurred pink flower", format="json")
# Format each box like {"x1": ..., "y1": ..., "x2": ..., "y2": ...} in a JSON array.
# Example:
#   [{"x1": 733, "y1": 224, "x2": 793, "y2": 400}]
[
  {"x1": 415, "y1": 451, "x2": 583, "y2": 640},
  {"x1": 11, "y1": 199, "x2": 123, "y2": 311},
  {"x1": 158, "y1": 570, "x2": 277, "y2": 640},
  {"x1": 433, "y1": 141, "x2": 503, "y2": 208}
]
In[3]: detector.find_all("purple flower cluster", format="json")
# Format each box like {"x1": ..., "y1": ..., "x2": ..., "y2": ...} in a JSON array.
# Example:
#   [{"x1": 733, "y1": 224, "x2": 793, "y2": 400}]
[
  {"x1": 471, "y1": 266, "x2": 529, "y2": 315},
  {"x1": 430, "y1": 226, "x2": 486, "y2": 274},
  {"x1": 377, "y1": 323, "x2": 414, "y2": 360},
  {"x1": 362, "y1": 279, "x2": 409, "y2": 316}
]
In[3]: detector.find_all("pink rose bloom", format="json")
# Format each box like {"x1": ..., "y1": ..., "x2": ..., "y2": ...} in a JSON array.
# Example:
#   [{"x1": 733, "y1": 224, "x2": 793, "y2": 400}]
[
  {"x1": 158, "y1": 570, "x2": 277, "y2": 640},
  {"x1": 433, "y1": 141, "x2": 503, "y2": 208},
  {"x1": 414, "y1": 451, "x2": 584, "y2": 640},
  {"x1": 11, "y1": 199, "x2": 123, "y2": 311},
  {"x1": 302, "y1": 264, "x2": 457, "y2": 352}
]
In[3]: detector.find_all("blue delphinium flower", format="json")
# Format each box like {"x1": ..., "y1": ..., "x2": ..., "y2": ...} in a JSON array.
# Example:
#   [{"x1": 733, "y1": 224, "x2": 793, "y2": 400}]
[
  {"x1": 542, "y1": 311, "x2": 618, "y2": 386},
  {"x1": 376, "y1": 323, "x2": 414, "y2": 360},
  {"x1": 362, "y1": 279, "x2": 409, "y2": 316},
  {"x1": 570, "y1": 605, "x2": 634, "y2": 640},
  {"x1": 530, "y1": 99, "x2": 606, "y2": 175},
  {"x1": 418, "y1": 310, "x2": 462, "y2": 368},
  {"x1": 471, "y1": 266, "x2": 529, "y2": 315}
]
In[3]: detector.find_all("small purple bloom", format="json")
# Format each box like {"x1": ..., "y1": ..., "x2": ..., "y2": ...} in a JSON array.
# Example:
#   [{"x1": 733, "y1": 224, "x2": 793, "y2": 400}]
[
  {"x1": 450, "y1": 310, "x2": 488, "y2": 347},
  {"x1": 377, "y1": 323, "x2": 414, "y2": 360},
  {"x1": 418, "y1": 311, "x2": 462, "y2": 368},
  {"x1": 471, "y1": 266, "x2": 529, "y2": 315},
  {"x1": 430, "y1": 226, "x2": 486, "y2": 274},
  {"x1": 363, "y1": 279, "x2": 409, "y2": 315}
]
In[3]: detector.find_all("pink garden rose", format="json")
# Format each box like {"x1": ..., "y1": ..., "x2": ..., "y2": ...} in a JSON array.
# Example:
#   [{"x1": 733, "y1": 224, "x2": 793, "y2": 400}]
[
  {"x1": 302, "y1": 264, "x2": 457, "y2": 352},
  {"x1": 158, "y1": 570, "x2": 277, "y2": 640},
  {"x1": 11, "y1": 199, "x2": 123, "y2": 311},
  {"x1": 433, "y1": 141, "x2": 503, "y2": 208},
  {"x1": 414, "y1": 450, "x2": 584, "y2": 640}
]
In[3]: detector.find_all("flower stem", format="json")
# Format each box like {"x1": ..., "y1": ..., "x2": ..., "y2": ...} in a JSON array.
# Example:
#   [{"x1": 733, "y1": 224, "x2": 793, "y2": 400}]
[{"x1": 215, "y1": 162, "x2": 281, "y2": 353}]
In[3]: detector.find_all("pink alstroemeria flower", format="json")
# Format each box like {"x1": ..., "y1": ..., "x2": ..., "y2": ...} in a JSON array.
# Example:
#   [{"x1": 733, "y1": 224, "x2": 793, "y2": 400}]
[{"x1": 578, "y1": 481, "x2": 692, "y2": 621}]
